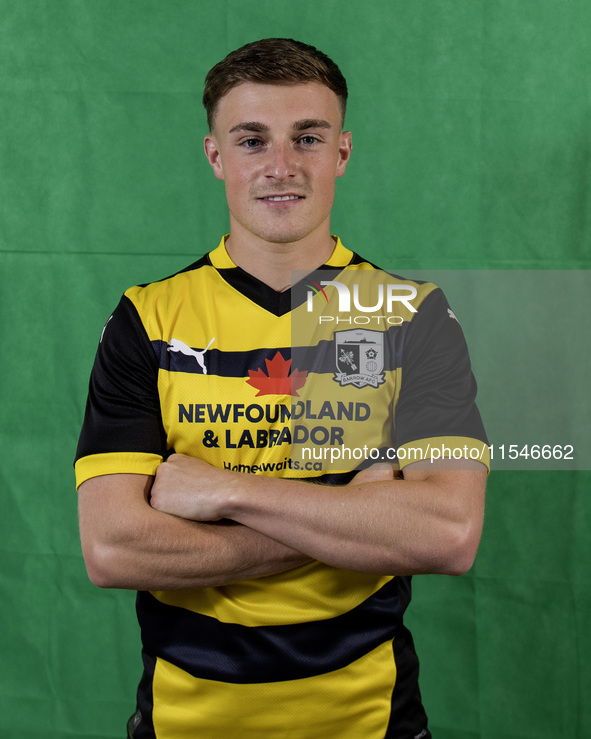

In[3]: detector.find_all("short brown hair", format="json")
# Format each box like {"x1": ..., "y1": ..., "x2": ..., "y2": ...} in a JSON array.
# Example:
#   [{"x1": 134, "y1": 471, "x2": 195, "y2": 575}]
[{"x1": 203, "y1": 38, "x2": 348, "y2": 131}]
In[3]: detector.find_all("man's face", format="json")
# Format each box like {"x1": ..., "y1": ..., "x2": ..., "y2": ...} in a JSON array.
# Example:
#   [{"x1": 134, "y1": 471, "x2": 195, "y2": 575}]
[{"x1": 204, "y1": 82, "x2": 352, "y2": 247}]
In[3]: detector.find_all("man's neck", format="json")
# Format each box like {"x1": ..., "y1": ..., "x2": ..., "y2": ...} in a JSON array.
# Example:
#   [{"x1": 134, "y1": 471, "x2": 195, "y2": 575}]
[{"x1": 225, "y1": 231, "x2": 337, "y2": 293}]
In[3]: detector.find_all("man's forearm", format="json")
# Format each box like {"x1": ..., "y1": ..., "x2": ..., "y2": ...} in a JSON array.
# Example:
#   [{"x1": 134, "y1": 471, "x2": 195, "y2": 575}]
[
  {"x1": 223, "y1": 467, "x2": 486, "y2": 575},
  {"x1": 151, "y1": 456, "x2": 487, "y2": 577},
  {"x1": 78, "y1": 473, "x2": 311, "y2": 591}
]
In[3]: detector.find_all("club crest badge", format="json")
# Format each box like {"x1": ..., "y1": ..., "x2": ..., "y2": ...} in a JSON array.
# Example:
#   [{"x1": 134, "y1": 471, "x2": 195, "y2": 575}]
[{"x1": 333, "y1": 329, "x2": 385, "y2": 389}]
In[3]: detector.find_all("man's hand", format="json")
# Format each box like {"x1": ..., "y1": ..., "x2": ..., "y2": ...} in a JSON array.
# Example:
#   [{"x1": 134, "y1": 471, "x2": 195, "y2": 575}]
[
  {"x1": 149, "y1": 455, "x2": 397, "y2": 523},
  {"x1": 150, "y1": 454, "x2": 236, "y2": 521},
  {"x1": 351, "y1": 463, "x2": 399, "y2": 485}
]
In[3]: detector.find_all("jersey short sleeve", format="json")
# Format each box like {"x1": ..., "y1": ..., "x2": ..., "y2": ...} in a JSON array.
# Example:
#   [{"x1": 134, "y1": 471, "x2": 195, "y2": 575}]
[
  {"x1": 74, "y1": 295, "x2": 167, "y2": 487},
  {"x1": 394, "y1": 286, "x2": 489, "y2": 468}
]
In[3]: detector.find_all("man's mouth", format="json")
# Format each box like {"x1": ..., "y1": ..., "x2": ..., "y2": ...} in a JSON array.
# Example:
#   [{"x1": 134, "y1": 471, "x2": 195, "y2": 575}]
[{"x1": 259, "y1": 195, "x2": 304, "y2": 202}]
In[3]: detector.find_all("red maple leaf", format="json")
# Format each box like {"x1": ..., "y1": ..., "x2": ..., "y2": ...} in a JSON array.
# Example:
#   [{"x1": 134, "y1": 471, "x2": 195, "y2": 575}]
[{"x1": 246, "y1": 352, "x2": 308, "y2": 397}]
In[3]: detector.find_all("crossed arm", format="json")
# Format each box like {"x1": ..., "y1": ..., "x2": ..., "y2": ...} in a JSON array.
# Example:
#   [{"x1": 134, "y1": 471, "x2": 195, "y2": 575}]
[
  {"x1": 78, "y1": 472, "x2": 312, "y2": 590},
  {"x1": 78, "y1": 454, "x2": 486, "y2": 591}
]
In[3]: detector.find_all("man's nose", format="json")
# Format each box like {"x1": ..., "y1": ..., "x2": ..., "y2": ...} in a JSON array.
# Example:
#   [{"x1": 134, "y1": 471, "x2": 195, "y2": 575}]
[{"x1": 265, "y1": 142, "x2": 298, "y2": 179}]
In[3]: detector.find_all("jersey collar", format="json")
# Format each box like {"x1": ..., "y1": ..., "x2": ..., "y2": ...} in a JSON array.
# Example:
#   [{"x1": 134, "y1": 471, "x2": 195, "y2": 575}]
[
  {"x1": 208, "y1": 236, "x2": 354, "y2": 317},
  {"x1": 208, "y1": 235, "x2": 353, "y2": 270}
]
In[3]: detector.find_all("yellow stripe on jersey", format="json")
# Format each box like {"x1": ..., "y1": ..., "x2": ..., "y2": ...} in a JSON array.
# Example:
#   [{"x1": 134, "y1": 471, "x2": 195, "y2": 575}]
[
  {"x1": 129, "y1": 265, "x2": 293, "y2": 353},
  {"x1": 152, "y1": 565, "x2": 393, "y2": 626},
  {"x1": 152, "y1": 640, "x2": 396, "y2": 739},
  {"x1": 398, "y1": 435, "x2": 491, "y2": 470}
]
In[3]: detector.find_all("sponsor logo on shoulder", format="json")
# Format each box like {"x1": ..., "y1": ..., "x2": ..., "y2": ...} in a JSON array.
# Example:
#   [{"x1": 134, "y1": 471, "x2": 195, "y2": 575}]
[{"x1": 333, "y1": 329, "x2": 385, "y2": 389}]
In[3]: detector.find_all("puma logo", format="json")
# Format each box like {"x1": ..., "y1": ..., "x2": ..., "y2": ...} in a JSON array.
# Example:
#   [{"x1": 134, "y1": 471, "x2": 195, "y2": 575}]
[
  {"x1": 100, "y1": 315, "x2": 113, "y2": 343},
  {"x1": 167, "y1": 337, "x2": 215, "y2": 374},
  {"x1": 447, "y1": 307, "x2": 459, "y2": 323}
]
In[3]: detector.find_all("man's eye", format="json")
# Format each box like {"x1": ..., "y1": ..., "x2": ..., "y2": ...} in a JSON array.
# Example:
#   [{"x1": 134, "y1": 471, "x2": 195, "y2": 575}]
[
  {"x1": 243, "y1": 138, "x2": 261, "y2": 148},
  {"x1": 299, "y1": 136, "x2": 318, "y2": 146}
]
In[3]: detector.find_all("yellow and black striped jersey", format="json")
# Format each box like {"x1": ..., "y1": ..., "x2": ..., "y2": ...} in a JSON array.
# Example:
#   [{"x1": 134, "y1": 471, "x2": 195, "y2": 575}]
[{"x1": 75, "y1": 236, "x2": 488, "y2": 738}]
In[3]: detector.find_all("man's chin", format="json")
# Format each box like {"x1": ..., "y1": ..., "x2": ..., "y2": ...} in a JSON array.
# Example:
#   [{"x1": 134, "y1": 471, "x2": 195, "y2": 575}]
[{"x1": 251, "y1": 227, "x2": 314, "y2": 246}]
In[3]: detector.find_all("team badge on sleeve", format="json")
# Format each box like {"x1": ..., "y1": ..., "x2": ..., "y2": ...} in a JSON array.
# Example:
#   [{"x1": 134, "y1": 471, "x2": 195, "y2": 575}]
[{"x1": 333, "y1": 329, "x2": 385, "y2": 389}]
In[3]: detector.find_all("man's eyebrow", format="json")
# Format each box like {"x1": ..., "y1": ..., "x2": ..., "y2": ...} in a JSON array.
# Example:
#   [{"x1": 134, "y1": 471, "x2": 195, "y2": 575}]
[
  {"x1": 228, "y1": 122, "x2": 269, "y2": 134},
  {"x1": 294, "y1": 119, "x2": 332, "y2": 131}
]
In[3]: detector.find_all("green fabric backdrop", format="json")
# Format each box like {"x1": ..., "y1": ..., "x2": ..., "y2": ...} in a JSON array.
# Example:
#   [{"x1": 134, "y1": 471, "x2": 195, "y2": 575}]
[{"x1": 2, "y1": 2, "x2": 590, "y2": 737}]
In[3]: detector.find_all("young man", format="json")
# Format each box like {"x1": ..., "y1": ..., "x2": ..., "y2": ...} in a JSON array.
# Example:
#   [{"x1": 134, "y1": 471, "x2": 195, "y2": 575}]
[{"x1": 76, "y1": 38, "x2": 488, "y2": 738}]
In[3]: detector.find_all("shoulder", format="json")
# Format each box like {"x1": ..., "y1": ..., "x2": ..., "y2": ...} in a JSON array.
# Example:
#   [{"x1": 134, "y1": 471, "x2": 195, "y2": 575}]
[
  {"x1": 124, "y1": 252, "x2": 213, "y2": 310},
  {"x1": 332, "y1": 243, "x2": 443, "y2": 317}
]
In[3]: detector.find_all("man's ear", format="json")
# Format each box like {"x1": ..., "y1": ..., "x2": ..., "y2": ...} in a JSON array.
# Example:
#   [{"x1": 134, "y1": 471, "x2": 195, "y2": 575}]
[
  {"x1": 204, "y1": 135, "x2": 224, "y2": 180},
  {"x1": 336, "y1": 131, "x2": 352, "y2": 178}
]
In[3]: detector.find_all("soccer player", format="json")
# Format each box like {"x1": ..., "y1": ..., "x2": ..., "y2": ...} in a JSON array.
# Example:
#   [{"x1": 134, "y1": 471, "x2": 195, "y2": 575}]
[{"x1": 75, "y1": 38, "x2": 488, "y2": 738}]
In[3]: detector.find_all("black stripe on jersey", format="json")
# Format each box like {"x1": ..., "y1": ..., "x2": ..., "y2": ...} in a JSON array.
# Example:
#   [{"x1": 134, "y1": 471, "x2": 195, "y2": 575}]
[
  {"x1": 384, "y1": 626, "x2": 431, "y2": 738},
  {"x1": 75, "y1": 295, "x2": 167, "y2": 463},
  {"x1": 153, "y1": 343, "x2": 290, "y2": 377},
  {"x1": 218, "y1": 267, "x2": 294, "y2": 316},
  {"x1": 152, "y1": 323, "x2": 409, "y2": 377},
  {"x1": 128, "y1": 650, "x2": 156, "y2": 738},
  {"x1": 137, "y1": 577, "x2": 404, "y2": 684}
]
